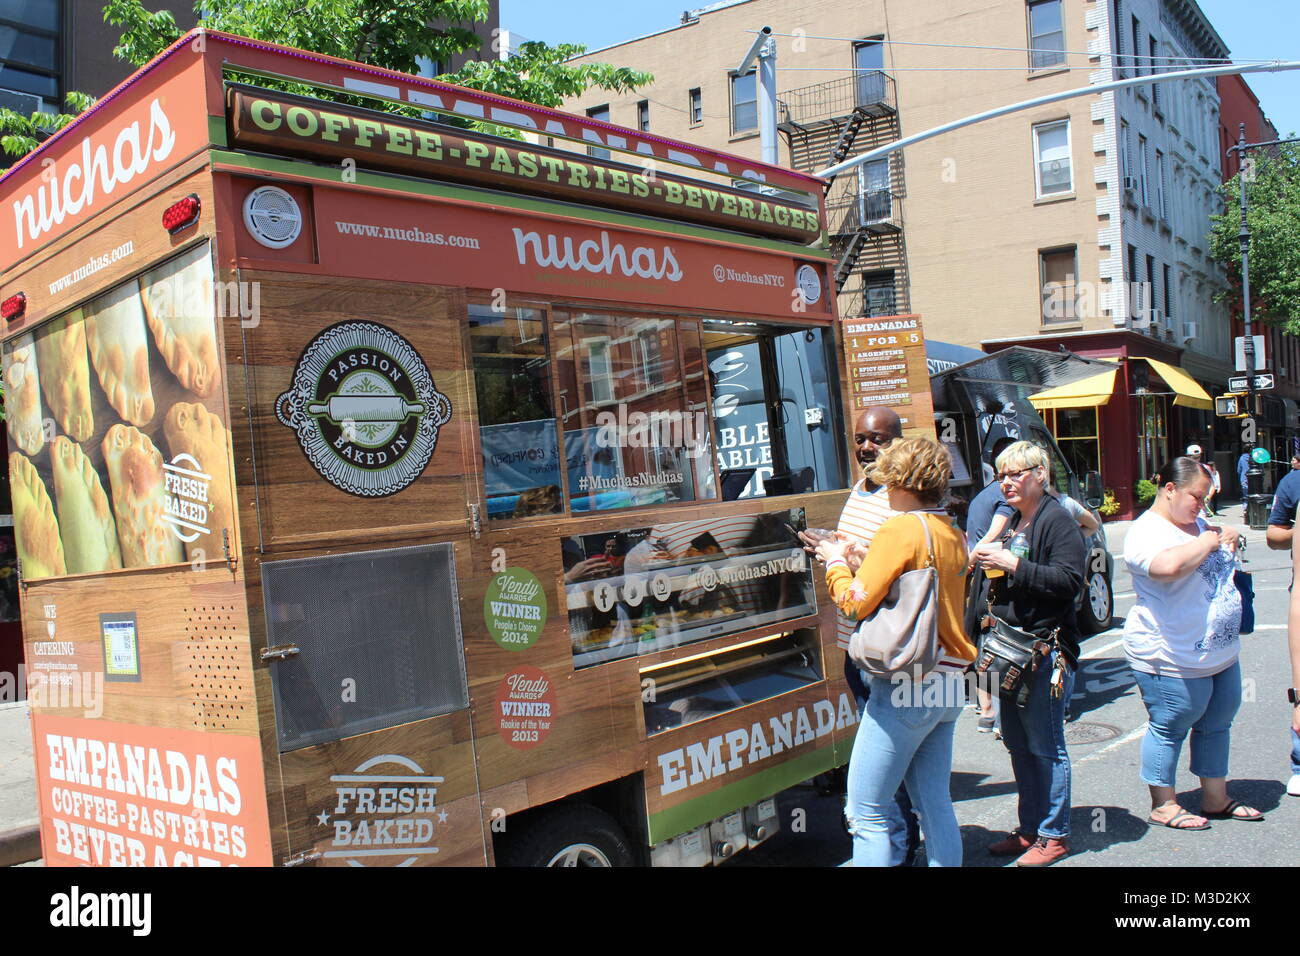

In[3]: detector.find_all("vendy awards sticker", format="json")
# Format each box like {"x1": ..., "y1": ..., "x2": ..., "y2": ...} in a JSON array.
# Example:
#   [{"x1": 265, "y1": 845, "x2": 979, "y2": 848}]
[{"x1": 484, "y1": 568, "x2": 547, "y2": 651}]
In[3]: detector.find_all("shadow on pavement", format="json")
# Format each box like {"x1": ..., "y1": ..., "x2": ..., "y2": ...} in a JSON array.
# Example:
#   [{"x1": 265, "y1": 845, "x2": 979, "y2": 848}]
[
  {"x1": 958, "y1": 805, "x2": 1147, "y2": 866},
  {"x1": 950, "y1": 769, "x2": 1020, "y2": 803}
]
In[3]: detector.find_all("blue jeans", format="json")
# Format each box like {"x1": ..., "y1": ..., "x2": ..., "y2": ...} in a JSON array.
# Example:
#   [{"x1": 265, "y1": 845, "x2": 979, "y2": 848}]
[
  {"x1": 1291, "y1": 728, "x2": 1300, "y2": 776},
  {"x1": 999, "y1": 650, "x2": 1074, "y2": 840},
  {"x1": 1131, "y1": 661, "x2": 1241, "y2": 787},
  {"x1": 846, "y1": 674, "x2": 965, "y2": 867},
  {"x1": 847, "y1": 656, "x2": 920, "y2": 865}
]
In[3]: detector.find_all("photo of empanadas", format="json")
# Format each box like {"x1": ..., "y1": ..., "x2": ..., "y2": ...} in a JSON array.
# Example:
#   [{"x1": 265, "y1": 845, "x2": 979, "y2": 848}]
[
  {"x1": 50, "y1": 436, "x2": 123, "y2": 575},
  {"x1": 3, "y1": 336, "x2": 45, "y2": 455},
  {"x1": 142, "y1": 246, "x2": 219, "y2": 397},
  {"x1": 163, "y1": 402, "x2": 236, "y2": 561},
  {"x1": 9, "y1": 452, "x2": 66, "y2": 579},
  {"x1": 102, "y1": 424, "x2": 183, "y2": 568},
  {"x1": 85, "y1": 282, "x2": 155, "y2": 426},
  {"x1": 34, "y1": 310, "x2": 93, "y2": 441}
]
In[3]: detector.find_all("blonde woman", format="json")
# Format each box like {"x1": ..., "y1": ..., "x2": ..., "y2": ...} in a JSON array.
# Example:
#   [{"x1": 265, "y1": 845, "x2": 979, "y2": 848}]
[
  {"x1": 815, "y1": 438, "x2": 976, "y2": 866},
  {"x1": 968, "y1": 441, "x2": 1086, "y2": 867}
]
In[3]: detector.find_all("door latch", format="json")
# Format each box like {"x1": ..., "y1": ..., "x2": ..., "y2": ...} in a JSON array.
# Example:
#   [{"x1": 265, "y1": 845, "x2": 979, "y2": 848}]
[
  {"x1": 468, "y1": 502, "x2": 481, "y2": 539},
  {"x1": 261, "y1": 644, "x2": 300, "y2": 662},
  {"x1": 282, "y1": 849, "x2": 322, "y2": 867}
]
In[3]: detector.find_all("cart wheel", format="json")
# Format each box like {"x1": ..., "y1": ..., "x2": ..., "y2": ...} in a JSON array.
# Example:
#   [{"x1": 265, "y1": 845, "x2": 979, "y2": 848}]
[
  {"x1": 496, "y1": 803, "x2": 634, "y2": 867},
  {"x1": 1078, "y1": 556, "x2": 1113, "y2": 635}
]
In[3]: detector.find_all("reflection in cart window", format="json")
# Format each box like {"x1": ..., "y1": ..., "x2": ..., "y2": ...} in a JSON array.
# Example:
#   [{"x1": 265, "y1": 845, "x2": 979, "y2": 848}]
[
  {"x1": 705, "y1": 320, "x2": 846, "y2": 500},
  {"x1": 554, "y1": 311, "x2": 713, "y2": 513},
  {"x1": 469, "y1": 305, "x2": 563, "y2": 520}
]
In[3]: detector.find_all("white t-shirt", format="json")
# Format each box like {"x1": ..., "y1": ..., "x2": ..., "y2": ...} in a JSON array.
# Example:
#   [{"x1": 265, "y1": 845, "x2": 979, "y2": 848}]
[{"x1": 1122, "y1": 510, "x2": 1241, "y2": 678}]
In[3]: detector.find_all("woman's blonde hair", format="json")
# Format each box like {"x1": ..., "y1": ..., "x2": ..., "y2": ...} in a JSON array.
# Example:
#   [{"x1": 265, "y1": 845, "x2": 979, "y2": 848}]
[
  {"x1": 868, "y1": 437, "x2": 951, "y2": 504},
  {"x1": 994, "y1": 441, "x2": 1050, "y2": 485}
]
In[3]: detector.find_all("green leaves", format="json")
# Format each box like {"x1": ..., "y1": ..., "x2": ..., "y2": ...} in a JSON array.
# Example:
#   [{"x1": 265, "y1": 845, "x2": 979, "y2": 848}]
[
  {"x1": 1209, "y1": 140, "x2": 1300, "y2": 332},
  {"x1": 443, "y1": 41, "x2": 653, "y2": 109},
  {"x1": 0, "y1": 94, "x2": 98, "y2": 168}
]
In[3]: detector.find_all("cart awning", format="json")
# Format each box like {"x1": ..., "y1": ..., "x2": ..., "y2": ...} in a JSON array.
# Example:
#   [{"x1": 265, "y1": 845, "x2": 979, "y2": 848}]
[
  {"x1": 1027, "y1": 367, "x2": 1118, "y2": 410},
  {"x1": 1143, "y1": 358, "x2": 1214, "y2": 410}
]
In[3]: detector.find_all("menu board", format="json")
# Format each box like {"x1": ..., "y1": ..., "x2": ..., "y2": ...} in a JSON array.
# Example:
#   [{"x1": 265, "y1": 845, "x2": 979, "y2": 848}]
[
  {"x1": 561, "y1": 508, "x2": 816, "y2": 668},
  {"x1": 841, "y1": 313, "x2": 936, "y2": 439},
  {"x1": 3, "y1": 243, "x2": 235, "y2": 580}
]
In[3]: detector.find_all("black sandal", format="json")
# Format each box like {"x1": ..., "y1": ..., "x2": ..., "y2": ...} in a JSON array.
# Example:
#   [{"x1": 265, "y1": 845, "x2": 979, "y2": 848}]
[{"x1": 1199, "y1": 799, "x2": 1264, "y2": 822}]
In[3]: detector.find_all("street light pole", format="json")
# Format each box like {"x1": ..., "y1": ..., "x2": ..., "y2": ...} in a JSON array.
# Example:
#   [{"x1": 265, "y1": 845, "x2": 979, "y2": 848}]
[{"x1": 1226, "y1": 127, "x2": 1300, "y2": 509}]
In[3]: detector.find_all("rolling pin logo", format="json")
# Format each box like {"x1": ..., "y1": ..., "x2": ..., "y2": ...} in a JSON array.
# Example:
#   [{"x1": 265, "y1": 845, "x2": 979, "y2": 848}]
[{"x1": 276, "y1": 321, "x2": 452, "y2": 497}]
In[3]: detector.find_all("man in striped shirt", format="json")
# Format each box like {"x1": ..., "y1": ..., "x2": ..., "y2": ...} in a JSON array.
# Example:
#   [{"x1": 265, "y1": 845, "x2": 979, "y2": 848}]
[{"x1": 830, "y1": 405, "x2": 918, "y2": 864}]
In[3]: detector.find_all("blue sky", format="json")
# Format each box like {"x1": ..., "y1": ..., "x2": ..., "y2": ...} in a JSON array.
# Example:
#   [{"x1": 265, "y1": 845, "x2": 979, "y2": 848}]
[{"x1": 500, "y1": 0, "x2": 1299, "y2": 137}]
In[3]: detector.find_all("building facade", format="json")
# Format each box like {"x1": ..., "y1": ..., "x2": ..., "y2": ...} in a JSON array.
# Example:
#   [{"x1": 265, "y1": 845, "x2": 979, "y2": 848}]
[{"x1": 563, "y1": 0, "x2": 1272, "y2": 516}]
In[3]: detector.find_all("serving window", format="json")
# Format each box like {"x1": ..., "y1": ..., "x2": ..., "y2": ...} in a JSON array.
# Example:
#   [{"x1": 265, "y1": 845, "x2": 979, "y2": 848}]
[{"x1": 469, "y1": 300, "x2": 846, "y2": 521}]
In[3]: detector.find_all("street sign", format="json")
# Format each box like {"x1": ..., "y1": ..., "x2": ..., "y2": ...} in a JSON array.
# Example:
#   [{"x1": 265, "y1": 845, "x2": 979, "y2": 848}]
[
  {"x1": 1228, "y1": 373, "x2": 1275, "y2": 391},
  {"x1": 1235, "y1": 336, "x2": 1266, "y2": 372}
]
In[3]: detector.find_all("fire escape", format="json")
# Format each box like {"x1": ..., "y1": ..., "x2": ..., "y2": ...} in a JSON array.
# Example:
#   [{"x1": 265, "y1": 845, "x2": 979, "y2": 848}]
[{"x1": 777, "y1": 72, "x2": 906, "y2": 319}]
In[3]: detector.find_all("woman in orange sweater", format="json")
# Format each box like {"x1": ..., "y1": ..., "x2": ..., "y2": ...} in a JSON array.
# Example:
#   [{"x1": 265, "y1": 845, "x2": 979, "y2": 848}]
[{"x1": 816, "y1": 437, "x2": 976, "y2": 866}]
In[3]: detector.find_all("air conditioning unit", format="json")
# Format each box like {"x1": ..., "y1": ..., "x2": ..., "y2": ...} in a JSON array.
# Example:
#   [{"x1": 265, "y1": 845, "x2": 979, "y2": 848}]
[
  {"x1": 1123, "y1": 176, "x2": 1138, "y2": 192},
  {"x1": 1147, "y1": 308, "x2": 1163, "y2": 334},
  {"x1": 1181, "y1": 320, "x2": 1198, "y2": 344}
]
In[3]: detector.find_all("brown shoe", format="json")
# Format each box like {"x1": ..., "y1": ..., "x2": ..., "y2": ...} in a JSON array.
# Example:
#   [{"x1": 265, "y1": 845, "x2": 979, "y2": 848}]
[
  {"x1": 987, "y1": 831, "x2": 1034, "y2": 856},
  {"x1": 1016, "y1": 837, "x2": 1069, "y2": 867}
]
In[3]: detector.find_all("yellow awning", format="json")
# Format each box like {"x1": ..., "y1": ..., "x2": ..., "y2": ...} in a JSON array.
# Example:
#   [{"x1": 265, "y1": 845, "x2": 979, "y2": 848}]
[
  {"x1": 1027, "y1": 368, "x2": 1118, "y2": 410},
  {"x1": 1143, "y1": 358, "x2": 1214, "y2": 410}
]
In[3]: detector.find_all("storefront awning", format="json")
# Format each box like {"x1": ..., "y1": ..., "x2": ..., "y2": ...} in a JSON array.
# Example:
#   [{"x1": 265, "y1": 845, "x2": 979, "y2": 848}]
[
  {"x1": 1142, "y1": 358, "x2": 1214, "y2": 410},
  {"x1": 1027, "y1": 367, "x2": 1118, "y2": 410}
]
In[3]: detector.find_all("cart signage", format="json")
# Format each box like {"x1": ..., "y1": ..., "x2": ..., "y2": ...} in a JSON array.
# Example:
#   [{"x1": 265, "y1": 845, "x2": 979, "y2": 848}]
[
  {"x1": 274, "y1": 321, "x2": 453, "y2": 497},
  {"x1": 319, "y1": 753, "x2": 446, "y2": 866},
  {"x1": 228, "y1": 89, "x2": 821, "y2": 243},
  {"x1": 484, "y1": 567, "x2": 548, "y2": 651},
  {"x1": 495, "y1": 666, "x2": 558, "y2": 749},
  {"x1": 32, "y1": 713, "x2": 273, "y2": 866}
]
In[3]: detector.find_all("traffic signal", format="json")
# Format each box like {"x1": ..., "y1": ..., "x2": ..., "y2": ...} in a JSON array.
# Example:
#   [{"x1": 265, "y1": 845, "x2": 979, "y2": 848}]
[{"x1": 1216, "y1": 393, "x2": 1248, "y2": 418}]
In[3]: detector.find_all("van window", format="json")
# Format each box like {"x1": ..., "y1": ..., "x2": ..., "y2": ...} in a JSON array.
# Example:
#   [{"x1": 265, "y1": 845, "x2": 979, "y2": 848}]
[
  {"x1": 469, "y1": 305, "x2": 564, "y2": 520},
  {"x1": 554, "y1": 311, "x2": 714, "y2": 512},
  {"x1": 704, "y1": 320, "x2": 846, "y2": 499}
]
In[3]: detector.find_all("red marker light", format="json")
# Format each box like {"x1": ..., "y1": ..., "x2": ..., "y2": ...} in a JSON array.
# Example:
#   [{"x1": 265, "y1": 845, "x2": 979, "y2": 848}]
[
  {"x1": 162, "y1": 194, "x2": 202, "y2": 234},
  {"x1": 1, "y1": 292, "x2": 26, "y2": 322}
]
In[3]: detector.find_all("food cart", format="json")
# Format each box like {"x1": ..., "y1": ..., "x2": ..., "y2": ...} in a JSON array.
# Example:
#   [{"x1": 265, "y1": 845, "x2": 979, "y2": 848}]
[{"x1": 0, "y1": 30, "x2": 901, "y2": 866}]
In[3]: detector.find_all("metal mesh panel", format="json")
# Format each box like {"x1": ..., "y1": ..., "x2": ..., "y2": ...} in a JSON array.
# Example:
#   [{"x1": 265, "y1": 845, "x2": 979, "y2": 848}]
[{"x1": 262, "y1": 542, "x2": 468, "y2": 752}]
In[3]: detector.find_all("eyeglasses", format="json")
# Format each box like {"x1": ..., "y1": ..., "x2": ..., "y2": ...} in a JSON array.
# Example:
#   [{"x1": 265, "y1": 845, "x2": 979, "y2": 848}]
[{"x1": 997, "y1": 466, "x2": 1040, "y2": 483}]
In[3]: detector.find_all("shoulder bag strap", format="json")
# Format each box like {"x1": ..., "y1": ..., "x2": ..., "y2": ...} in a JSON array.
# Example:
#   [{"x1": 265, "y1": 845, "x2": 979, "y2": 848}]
[{"x1": 912, "y1": 511, "x2": 936, "y2": 569}]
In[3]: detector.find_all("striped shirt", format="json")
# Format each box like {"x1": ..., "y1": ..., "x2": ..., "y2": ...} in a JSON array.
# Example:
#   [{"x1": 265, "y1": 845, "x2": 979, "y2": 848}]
[{"x1": 834, "y1": 482, "x2": 898, "y2": 651}]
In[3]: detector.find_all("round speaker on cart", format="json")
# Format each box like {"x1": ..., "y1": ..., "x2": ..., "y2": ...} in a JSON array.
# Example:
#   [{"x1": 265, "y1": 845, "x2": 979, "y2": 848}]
[{"x1": 242, "y1": 185, "x2": 302, "y2": 249}]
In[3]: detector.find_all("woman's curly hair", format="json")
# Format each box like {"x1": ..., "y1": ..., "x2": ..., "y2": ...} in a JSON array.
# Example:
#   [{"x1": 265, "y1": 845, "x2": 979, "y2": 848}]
[{"x1": 867, "y1": 437, "x2": 951, "y2": 504}]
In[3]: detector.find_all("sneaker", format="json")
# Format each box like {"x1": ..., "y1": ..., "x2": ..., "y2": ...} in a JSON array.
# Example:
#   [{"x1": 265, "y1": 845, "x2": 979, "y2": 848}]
[
  {"x1": 1016, "y1": 836, "x2": 1069, "y2": 867},
  {"x1": 1288, "y1": 774, "x2": 1300, "y2": 797},
  {"x1": 987, "y1": 831, "x2": 1034, "y2": 856},
  {"x1": 977, "y1": 715, "x2": 996, "y2": 733}
]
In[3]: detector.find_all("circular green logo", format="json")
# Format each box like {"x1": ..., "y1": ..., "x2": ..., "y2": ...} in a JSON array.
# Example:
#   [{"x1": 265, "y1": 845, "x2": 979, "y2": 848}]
[
  {"x1": 484, "y1": 568, "x2": 548, "y2": 651},
  {"x1": 1251, "y1": 447, "x2": 1271, "y2": 464}
]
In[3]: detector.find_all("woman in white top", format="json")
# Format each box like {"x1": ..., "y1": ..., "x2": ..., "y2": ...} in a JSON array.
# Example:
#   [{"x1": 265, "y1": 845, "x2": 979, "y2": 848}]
[{"x1": 1123, "y1": 456, "x2": 1262, "y2": 829}]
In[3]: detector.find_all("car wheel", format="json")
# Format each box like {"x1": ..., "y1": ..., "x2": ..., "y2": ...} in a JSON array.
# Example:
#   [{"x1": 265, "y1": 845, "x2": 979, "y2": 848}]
[
  {"x1": 1078, "y1": 560, "x2": 1113, "y2": 634},
  {"x1": 495, "y1": 803, "x2": 634, "y2": 867}
]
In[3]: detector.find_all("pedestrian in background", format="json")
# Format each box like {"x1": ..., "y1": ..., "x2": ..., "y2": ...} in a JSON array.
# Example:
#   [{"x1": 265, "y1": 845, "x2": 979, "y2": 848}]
[
  {"x1": 817, "y1": 437, "x2": 976, "y2": 867},
  {"x1": 1287, "y1": 519, "x2": 1300, "y2": 798},
  {"x1": 968, "y1": 441, "x2": 1085, "y2": 866},
  {"x1": 1237, "y1": 450, "x2": 1251, "y2": 517},
  {"x1": 1123, "y1": 456, "x2": 1262, "y2": 830}
]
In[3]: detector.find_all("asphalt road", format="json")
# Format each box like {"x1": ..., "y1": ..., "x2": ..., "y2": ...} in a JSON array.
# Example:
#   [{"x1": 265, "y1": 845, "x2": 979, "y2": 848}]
[{"x1": 730, "y1": 515, "x2": 1299, "y2": 867}]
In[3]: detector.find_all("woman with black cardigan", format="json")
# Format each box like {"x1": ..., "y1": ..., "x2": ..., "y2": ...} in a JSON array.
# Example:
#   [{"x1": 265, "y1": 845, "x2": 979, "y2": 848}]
[{"x1": 968, "y1": 441, "x2": 1086, "y2": 867}]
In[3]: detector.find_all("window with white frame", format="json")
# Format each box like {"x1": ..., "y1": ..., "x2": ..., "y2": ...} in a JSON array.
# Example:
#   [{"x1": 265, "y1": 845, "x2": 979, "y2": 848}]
[
  {"x1": 586, "y1": 104, "x2": 610, "y2": 160},
  {"x1": 1121, "y1": 119, "x2": 1131, "y2": 187},
  {"x1": 1033, "y1": 119, "x2": 1072, "y2": 196},
  {"x1": 1027, "y1": 0, "x2": 1066, "y2": 70},
  {"x1": 731, "y1": 70, "x2": 757, "y2": 133},
  {"x1": 689, "y1": 88, "x2": 702, "y2": 125}
]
